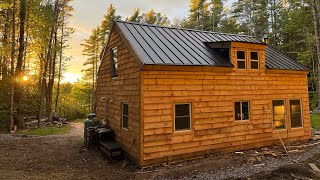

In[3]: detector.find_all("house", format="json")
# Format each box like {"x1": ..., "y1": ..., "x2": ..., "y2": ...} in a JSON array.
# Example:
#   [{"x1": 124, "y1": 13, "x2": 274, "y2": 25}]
[{"x1": 96, "y1": 20, "x2": 311, "y2": 166}]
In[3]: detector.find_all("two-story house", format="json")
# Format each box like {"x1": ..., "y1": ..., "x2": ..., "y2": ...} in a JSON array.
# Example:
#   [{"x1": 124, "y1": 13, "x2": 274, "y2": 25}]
[{"x1": 96, "y1": 20, "x2": 311, "y2": 167}]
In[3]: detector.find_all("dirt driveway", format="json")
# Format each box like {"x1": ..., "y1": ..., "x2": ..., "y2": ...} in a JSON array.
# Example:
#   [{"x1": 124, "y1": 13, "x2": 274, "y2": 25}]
[{"x1": 1, "y1": 124, "x2": 320, "y2": 180}]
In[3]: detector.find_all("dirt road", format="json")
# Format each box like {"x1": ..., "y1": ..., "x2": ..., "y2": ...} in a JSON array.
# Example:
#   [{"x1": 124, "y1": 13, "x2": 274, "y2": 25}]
[{"x1": 1, "y1": 123, "x2": 320, "y2": 180}]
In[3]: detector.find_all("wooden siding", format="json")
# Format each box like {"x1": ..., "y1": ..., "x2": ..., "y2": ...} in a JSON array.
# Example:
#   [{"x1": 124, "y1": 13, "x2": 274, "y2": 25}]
[
  {"x1": 96, "y1": 27, "x2": 141, "y2": 161},
  {"x1": 141, "y1": 68, "x2": 310, "y2": 165}
]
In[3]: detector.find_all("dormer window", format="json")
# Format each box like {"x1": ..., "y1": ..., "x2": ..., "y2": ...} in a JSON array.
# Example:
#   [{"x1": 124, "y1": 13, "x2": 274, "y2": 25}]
[
  {"x1": 250, "y1": 51, "x2": 259, "y2": 70},
  {"x1": 237, "y1": 51, "x2": 246, "y2": 70},
  {"x1": 111, "y1": 47, "x2": 118, "y2": 78}
]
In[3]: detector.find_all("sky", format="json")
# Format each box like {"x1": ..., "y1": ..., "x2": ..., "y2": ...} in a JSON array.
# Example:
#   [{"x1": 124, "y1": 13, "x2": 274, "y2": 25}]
[{"x1": 64, "y1": 0, "x2": 235, "y2": 83}]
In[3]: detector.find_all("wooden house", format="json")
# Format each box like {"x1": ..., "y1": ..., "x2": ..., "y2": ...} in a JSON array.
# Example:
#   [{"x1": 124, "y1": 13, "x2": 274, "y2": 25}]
[{"x1": 96, "y1": 20, "x2": 311, "y2": 166}]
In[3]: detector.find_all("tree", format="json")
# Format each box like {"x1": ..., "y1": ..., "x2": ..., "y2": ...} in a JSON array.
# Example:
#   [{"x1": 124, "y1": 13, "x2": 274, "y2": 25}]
[
  {"x1": 126, "y1": 8, "x2": 141, "y2": 23},
  {"x1": 141, "y1": 9, "x2": 170, "y2": 26}
]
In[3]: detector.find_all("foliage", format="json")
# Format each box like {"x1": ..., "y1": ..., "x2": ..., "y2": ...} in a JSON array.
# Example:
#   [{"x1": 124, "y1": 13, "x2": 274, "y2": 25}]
[
  {"x1": 311, "y1": 114, "x2": 320, "y2": 130},
  {"x1": 16, "y1": 125, "x2": 71, "y2": 136}
]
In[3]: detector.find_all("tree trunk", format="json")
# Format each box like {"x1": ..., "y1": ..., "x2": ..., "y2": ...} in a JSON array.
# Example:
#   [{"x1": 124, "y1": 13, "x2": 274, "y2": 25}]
[
  {"x1": 38, "y1": 0, "x2": 60, "y2": 126},
  {"x1": 312, "y1": 0, "x2": 320, "y2": 107},
  {"x1": 55, "y1": 0, "x2": 67, "y2": 112},
  {"x1": 9, "y1": 0, "x2": 17, "y2": 132},
  {"x1": 14, "y1": 0, "x2": 27, "y2": 129}
]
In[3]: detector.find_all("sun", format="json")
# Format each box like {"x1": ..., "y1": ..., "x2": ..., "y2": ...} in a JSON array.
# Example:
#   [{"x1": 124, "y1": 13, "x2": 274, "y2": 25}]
[{"x1": 62, "y1": 73, "x2": 82, "y2": 84}]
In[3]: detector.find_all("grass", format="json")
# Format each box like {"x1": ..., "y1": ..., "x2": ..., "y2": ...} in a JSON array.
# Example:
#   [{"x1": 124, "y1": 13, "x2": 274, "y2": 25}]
[
  {"x1": 16, "y1": 125, "x2": 71, "y2": 136},
  {"x1": 311, "y1": 114, "x2": 320, "y2": 130}
]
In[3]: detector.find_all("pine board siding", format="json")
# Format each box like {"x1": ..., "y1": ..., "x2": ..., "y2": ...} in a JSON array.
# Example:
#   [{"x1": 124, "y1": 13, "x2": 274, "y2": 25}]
[
  {"x1": 96, "y1": 27, "x2": 141, "y2": 162},
  {"x1": 141, "y1": 69, "x2": 310, "y2": 165},
  {"x1": 139, "y1": 42, "x2": 310, "y2": 166}
]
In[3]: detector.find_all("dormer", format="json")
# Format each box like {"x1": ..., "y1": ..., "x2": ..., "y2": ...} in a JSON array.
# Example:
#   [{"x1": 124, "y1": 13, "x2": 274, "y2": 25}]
[{"x1": 207, "y1": 41, "x2": 267, "y2": 72}]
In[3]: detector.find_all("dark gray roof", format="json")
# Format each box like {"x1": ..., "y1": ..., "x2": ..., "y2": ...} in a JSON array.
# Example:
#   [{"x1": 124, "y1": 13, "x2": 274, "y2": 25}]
[
  {"x1": 115, "y1": 20, "x2": 308, "y2": 71},
  {"x1": 265, "y1": 46, "x2": 308, "y2": 71}
]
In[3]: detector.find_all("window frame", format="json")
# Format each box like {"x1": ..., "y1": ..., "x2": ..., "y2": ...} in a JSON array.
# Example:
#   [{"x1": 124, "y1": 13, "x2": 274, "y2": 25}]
[
  {"x1": 121, "y1": 103, "x2": 129, "y2": 130},
  {"x1": 272, "y1": 99, "x2": 287, "y2": 130},
  {"x1": 289, "y1": 99, "x2": 303, "y2": 129},
  {"x1": 110, "y1": 47, "x2": 118, "y2": 78},
  {"x1": 234, "y1": 100, "x2": 250, "y2": 121},
  {"x1": 250, "y1": 51, "x2": 259, "y2": 70},
  {"x1": 236, "y1": 50, "x2": 247, "y2": 70},
  {"x1": 174, "y1": 103, "x2": 192, "y2": 132}
]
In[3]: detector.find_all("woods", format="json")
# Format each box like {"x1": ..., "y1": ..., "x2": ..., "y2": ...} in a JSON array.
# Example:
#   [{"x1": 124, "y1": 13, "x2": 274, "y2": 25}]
[{"x1": 0, "y1": 0, "x2": 89, "y2": 131}]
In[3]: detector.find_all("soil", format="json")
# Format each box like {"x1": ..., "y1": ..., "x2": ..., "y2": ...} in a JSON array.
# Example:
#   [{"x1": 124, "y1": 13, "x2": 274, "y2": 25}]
[{"x1": 1, "y1": 123, "x2": 320, "y2": 180}]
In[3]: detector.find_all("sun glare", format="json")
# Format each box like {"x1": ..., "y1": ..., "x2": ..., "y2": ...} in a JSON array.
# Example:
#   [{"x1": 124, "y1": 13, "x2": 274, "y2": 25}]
[{"x1": 62, "y1": 73, "x2": 82, "y2": 84}]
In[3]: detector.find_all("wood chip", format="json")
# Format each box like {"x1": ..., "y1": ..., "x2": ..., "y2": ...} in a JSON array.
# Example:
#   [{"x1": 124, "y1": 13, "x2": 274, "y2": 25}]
[
  {"x1": 235, "y1": 151, "x2": 244, "y2": 154},
  {"x1": 309, "y1": 163, "x2": 320, "y2": 172},
  {"x1": 270, "y1": 153, "x2": 277, "y2": 157}
]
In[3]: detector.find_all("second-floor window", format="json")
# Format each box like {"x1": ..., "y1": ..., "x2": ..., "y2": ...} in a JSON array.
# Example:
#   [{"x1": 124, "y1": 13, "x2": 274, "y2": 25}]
[
  {"x1": 237, "y1": 51, "x2": 246, "y2": 70},
  {"x1": 111, "y1": 47, "x2": 118, "y2": 78},
  {"x1": 250, "y1": 51, "x2": 259, "y2": 70}
]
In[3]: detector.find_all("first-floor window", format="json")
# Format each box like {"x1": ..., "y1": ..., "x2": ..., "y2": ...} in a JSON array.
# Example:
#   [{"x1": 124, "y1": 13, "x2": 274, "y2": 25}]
[
  {"x1": 234, "y1": 101, "x2": 250, "y2": 121},
  {"x1": 122, "y1": 103, "x2": 128, "y2": 129},
  {"x1": 175, "y1": 103, "x2": 191, "y2": 131},
  {"x1": 290, "y1": 99, "x2": 302, "y2": 128},
  {"x1": 272, "y1": 100, "x2": 286, "y2": 129}
]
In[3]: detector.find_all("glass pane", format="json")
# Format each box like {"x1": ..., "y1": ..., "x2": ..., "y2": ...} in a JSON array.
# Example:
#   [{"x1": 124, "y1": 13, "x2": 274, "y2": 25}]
[
  {"x1": 237, "y1": 51, "x2": 245, "y2": 59},
  {"x1": 274, "y1": 115, "x2": 286, "y2": 129},
  {"x1": 122, "y1": 116, "x2": 128, "y2": 129},
  {"x1": 237, "y1": 61, "x2": 246, "y2": 69},
  {"x1": 235, "y1": 102, "x2": 241, "y2": 120},
  {"x1": 251, "y1": 61, "x2": 259, "y2": 69},
  {"x1": 175, "y1": 117, "x2": 190, "y2": 131},
  {"x1": 250, "y1": 52, "x2": 258, "y2": 60},
  {"x1": 175, "y1": 104, "x2": 190, "y2": 117},
  {"x1": 290, "y1": 100, "x2": 302, "y2": 128},
  {"x1": 111, "y1": 47, "x2": 118, "y2": 77},
  {"x1": 273, "y1": 100, "x2": 285, "y2": 114},
  {"x1": 272, "y1": 100, "x2": 286, "y2": 129},
  {"x1": 123, "y1": 104, "x2": 128, "y2": 116},
  {"x1": 242, "y1": 101, "x2": 250, "y2": 120}
]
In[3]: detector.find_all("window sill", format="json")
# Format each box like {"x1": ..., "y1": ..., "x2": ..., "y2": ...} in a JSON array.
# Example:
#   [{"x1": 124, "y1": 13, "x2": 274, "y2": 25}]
[
  {"x1": 112, "y1": 77, "x2": 118, "y2": 80},
  {"x1": 172, "y1": 130, "x2": 193, "y2": 135}
]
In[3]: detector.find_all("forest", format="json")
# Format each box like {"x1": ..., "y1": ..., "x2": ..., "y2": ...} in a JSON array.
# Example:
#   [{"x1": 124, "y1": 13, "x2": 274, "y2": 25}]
[{"x1": 0, "y1": 0, "x2": 320, "y2": 132}]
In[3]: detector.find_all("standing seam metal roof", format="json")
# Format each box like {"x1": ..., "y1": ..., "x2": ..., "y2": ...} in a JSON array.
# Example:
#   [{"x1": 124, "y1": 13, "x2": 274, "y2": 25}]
[{"x1": 115, "y1": 20, "x2": 308, "y2": 71}]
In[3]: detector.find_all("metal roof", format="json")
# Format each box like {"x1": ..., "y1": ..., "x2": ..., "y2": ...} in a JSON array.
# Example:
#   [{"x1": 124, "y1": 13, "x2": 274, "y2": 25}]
[{"x1": 115, "y1": 20, "x2": 308, "y2": 71}]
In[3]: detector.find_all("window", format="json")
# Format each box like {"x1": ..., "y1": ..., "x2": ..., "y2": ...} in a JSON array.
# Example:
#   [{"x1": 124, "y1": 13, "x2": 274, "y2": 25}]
[
  {"x1": 250, "y1": 51, "x2": 259, "y2": 70},
  {"x1": 272, "y1": 100, "x2": 286, "y2": 129},
  {"x1": 237, "y1": 51, "x2": 246, "y2": 69},
  {"x1": 234, "y1": 101, "x2": 250, "y2": 121},
  {"x1": 111, "y1": 47, "x2": 118, "y2": 78},
  {"x1": 175, "y1": 104, "x2": 191, "y2": 131},
  {"x1": 290, "y1": 100, "x2": 302, "y2": 128},
  {"x1": 122, "y1": 103, "x2": 128, "y2": 129}
]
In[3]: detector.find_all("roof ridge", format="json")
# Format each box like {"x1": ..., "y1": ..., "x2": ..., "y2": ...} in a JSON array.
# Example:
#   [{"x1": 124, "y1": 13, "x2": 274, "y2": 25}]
[{"x1": 115, "y1": 20, "x2": 262, "y2": 39}]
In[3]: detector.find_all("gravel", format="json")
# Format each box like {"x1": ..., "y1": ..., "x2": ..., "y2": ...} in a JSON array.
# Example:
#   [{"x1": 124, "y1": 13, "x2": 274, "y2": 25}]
[{"x1": 188, "y1": 144, "x2": 320, "y2": 180}]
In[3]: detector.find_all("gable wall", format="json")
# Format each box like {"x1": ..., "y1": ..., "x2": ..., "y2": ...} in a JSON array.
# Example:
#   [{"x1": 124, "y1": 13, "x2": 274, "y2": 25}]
[
  {"x1": 140, "y1": 42, "x2": 310, "y2": 166},
  {"x1": 96, "y1": 27, "x2": 141, "y2": 161}
]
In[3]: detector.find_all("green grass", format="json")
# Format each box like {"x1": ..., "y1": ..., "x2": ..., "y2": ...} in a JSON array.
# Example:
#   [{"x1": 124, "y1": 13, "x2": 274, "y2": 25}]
[
  {"x1": 16, "y1": 125, "x2": 71, "y2": 136},
  {"x1": 311, "y1": 114, "x2": 320, "y2": 130}
]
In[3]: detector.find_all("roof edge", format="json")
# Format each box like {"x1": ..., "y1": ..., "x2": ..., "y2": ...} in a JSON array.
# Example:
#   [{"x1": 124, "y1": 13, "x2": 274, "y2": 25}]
[{"x1": 115, "y1": 20, "x2": 264, "y2": 41}]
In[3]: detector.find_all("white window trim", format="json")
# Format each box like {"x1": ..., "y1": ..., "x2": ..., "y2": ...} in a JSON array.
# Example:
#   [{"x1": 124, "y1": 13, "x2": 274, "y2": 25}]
[
  {"x1": 174, "y1": 103, "x2": 192, "y2": 132},
  {"x1": 121, "y1": 103, "x2": 129, "y2": 130},
  {"x1": 250, "y1": 51, "x2": 259, "y2": 70},
  {"x1": 289, "y1": 99, "x2": 303, "y2": 129},
  {"x1": 234, "y1": 101, "x2": 250, "y2": 121},
  {"x1": 111, "y1": 47, "x2": 118, "y2": 78},
  {"x1": 237, "y1": 50, "x2": 246, "y2": 70},
  {"x1": 272, "y1": 99, "x2": 287, "y2": 130}
]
